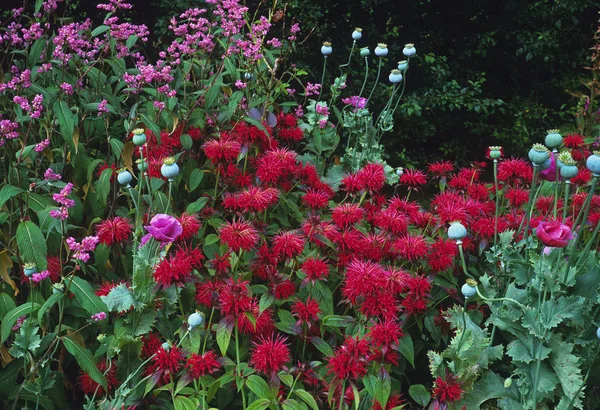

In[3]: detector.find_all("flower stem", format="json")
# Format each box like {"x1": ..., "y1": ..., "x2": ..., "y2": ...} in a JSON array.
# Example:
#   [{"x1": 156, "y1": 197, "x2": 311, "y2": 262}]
[
  {"x1": 358, "y1": 57, "x2": 369, "y2": 98},
  {"x1": 493, "y1": 159, "x2": 500, "y2": 274},
  {"x1": 317, "y1": 57, "x2": 327, "y2": 102},
  {"x1": 235, "y1": 323, "x2": 246, "y2": 409},
  {"x1": 366, "y1": 57, "x2": 382, "y2": 107},
  {"x1": 571, "y1": 175, "x2": 599, "y2": 251},
  {"x1": 339, "y1": 380, "x2": 346, "y2": 410},
  {"x1": 457, "y1": 241, "x2": 472, "y2": 279},
  {"x1": 563, "y1": 180, "x2": 571, "y2": 221},
  {"x1": 516, "y1": 165, "x2": 539, "y2": 241},
  {"x1": 167, "y1": 179, "x2": 173, "y2": 214},
  {"x1": 553, "y1": 150, "x2": 560, "y2": 219},
  {"x1": 475, "y1": 286, "x2": 526, "y2": 310}
]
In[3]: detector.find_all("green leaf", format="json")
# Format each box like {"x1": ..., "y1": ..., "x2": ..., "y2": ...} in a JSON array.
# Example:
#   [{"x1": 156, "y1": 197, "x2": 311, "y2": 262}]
[
  {"x1": 101, "y1": 283, "x2": 140, "y2": 313},
  {"x1": 540, "y1": 296, "x2": 585, "y2": 330},
  {"x1": 456, "y1": 371, "x2": 519, "y2": 409},
  {"x1": 1, "y1": 303, "x2": 41, "y2": 343},
  {"x1": 181, "y1": 134, "x2": 193, "y2": 151},
  {"x1": 322, "y1": 315, "x2": 355, "y2": 328},
  {"x1": 0, "y1": 293, "x2": 16, "y2": 320},
  {"x1": 10, "y1": 325, "x2": 41, "y2": 358},
  {"x1": 259, "y1": 293, "x2": 275, "y2": 314},
  {"x1": 96, "y1": 167, "x2": 114, "y2": 207},
  {"x1": 140, "y1": 113, "x2": 161, "y2": 143},
  {"x1": 0, "y1": 185, "x2": 23, "y2": 210},
  {"x1": 310, "y1": 336, "x2": 334, "y2": 357},
  {"x1": 246, "y1": 398, "x2": 272, "y2": 410},
  {"x1": 0, "y1": 358, "x2": 23, "y2": 398},
  {"x1": 216, "y1": 319, "x2": 233, "y2": 356},
  {"x1": 204, "y1": 233, "x2": 219, "y2": 246},
  {"x1": 363, "y1": 374, "x2": 391, "y2": 409},
  {"x1": 126, "y1": 35, "x2": 138, "y2": 49},
  {"x1": 62, "y1": 336, "x2": 107, "y2": 390},
  {"x1": 69, "y1": 276, "x2": 108, "y2": 315},
  {"x1": 294, "y1": 389, "x2": 319, "y2": 410},
  {"x1": 53, "y1": 101, "x2": 75, "y2": 143},
  {"x1": 186, "y1": 197, "x2": 210, "y2": 213},
  {"x1": 246, "y1": 375, "x2": 272, "y2": 400},
  {"x1": 91, "y1": 25, "x2": 110, "y2": 37},
  {"x1": 409, "y1": 384, "x2": 431, "y2": 407},
  {"x1": 37, "y1": 292, "x2": 64, "y2": 324},
  {"x1": 109, "y1": 138, "x2": 124, "y2": 159},
  {"x1": 16, "y1": 221, "x2": 47, "y2": 270},
  {"x1": 549, "y1": 336, "x2": 584, "y2": 409},
  {"x1": 188, "y1": 168, "x2": 204, "y2": 192},
  {"x1": 398, "y1": 335, "x2": 415, "y2": 367},
  {"x1": 282, "y1": 398, "x2": 307, "y2": 410}
]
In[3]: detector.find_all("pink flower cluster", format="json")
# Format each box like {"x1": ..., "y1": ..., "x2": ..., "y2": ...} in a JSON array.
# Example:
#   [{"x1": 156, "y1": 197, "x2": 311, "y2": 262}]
[
  {"x1": 50, "y1": 182, "x2": 74, "y2": 220},
  {"x1": 13, "y1": 94, "x2": 44, "y2": 118},
  {"x1": 35, "y1": 139, "x2": 50, "y2": 152},
  {"x1": 0, "y1": 67, "x2": 31, "y2": 92},
  {"x1": 342, "y1": 96, "x2": 367, "y2": 111},
  {"x1": 66, "y1": 235, "x2": 100, "y2": 262},
  {"x1": 0, "y1": 118, "x2": 19, "y2": 143},
  {"x1": 44, "y1": 168, "x2": 62, "y2": 181},
  {"x1": 32, "y1": 270, "x2": 51, "y2": 283},
  {"x1": 305, "y1": 82, "x2": 321, "y2": 97},
  {"x1": 91, "y1": 312, "x2": 107, "y2": 322}
]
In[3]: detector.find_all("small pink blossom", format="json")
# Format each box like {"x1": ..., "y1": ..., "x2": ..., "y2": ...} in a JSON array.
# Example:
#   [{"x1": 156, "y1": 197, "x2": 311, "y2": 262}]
[
  {"x1": 35, "y1": 139, "x2": 50, "y2": 152},
  {"x1": 32, "y1": 270, "x2": 50, "y2": 283},
  {"x1": 44, "y1": 168, "x2": 62, "y2": 181},
  {"x1": 91, "y1": 312, "x2": 107, "y2": 322}
]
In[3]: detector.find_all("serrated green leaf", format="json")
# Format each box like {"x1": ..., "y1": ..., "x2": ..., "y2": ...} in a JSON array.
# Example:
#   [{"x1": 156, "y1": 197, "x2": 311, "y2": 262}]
[
  {"x1": 69, "y1": 276, "x2": 108, "y2": 315},
  {"x1": 549, "y1": 336, "x2": 584, "y2": 409},
  {"x1": 101, "y1": 284, "x2": 140, "y2": 313},
  {"x1": 16, "y1": 221, "x2": 47, "y2": 270},
  {"x1": 10, "y1": 325, "x2": 41, "y2": 358},
  {"x1": 1, "y1": 303, "x2": 41, "y2": 343},
  {"x1": 540, "y1": 296, "x2": 585, "y2": 330},
  {"x1": 62, "y1": 336, "x2": 107, "y2": 390}
]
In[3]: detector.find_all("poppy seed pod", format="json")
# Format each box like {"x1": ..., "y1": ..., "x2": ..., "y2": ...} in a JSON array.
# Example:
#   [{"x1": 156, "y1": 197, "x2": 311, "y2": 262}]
[
  {"x1": 117, "y1": 170, "x2": 132, "y2": 186},
  {"x1": 448, "y1": 221, "x2": 467, "y2": 240},
  {"x1": 374, "y1": 43, "x2": 388, "y2": 57},
  {"x1": 403, "y1": 43, "x2": 416, "y2": 57},
  {"x1": 528, "y1": 143, "x2": 550, "y2": 165},
  {"x1": 352, "y1": 28, "x2": 362, "y2": 41},
  {"x1": 321, "y1": 41, "x2": 332, "y2": 56},
  {"x1": 545, "y1": 129, "x2": 562, "y2": 149}
]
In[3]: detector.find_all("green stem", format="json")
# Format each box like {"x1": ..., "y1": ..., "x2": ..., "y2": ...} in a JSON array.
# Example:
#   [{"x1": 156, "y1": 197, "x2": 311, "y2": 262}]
[
  {"x1": 317, "y1": 57, "x2": 327, "y2": 102},
  {"x1": 167, "y1": 179, "x2": 173, "y2": 214},
  {"x1": 493, "y1": 159, "x2": 500, "y2": 274},
  {"x1": 366, "y1": 57, "x2": 382, "y2": 107},
  {"x1": 213, "y1": 168, "x2": 221, "y2": 204},
  {"x1": 475, "y1": 287, "x2": 526, "y2": 310},
  {"x1": 235, "y1": 323, "x2": 246, "y2": 409},
  {"x1": 339, "y1": 380, "x2": 346, "y2": 410},
  {"x1": 516, "y1": 166, "x2": 539, "y2": 241},
  {"x1": 457, "y1": 241, "x2": 472, "y2": 279},
  {"x1": 553, "y1": 150, "x2": 560, "y2": 219},
  {"x1": 456, "y1": 300, "x2": 468, "y2": 351},
  {"x1": 566, "y1": 345, "x2": 600, "y2": 410},
  {"x1": 571, "y1": 175, "x2": 599, "y2": 251},
  {"x1": 563, "y1": 180, "x2": 571, "y2": 221},
  {"x1": 339, "y1": 41, "x2": 356, "y2": 71},
  {"x1": 358, "y1": 57, "x2": 369, "y2": 98}
]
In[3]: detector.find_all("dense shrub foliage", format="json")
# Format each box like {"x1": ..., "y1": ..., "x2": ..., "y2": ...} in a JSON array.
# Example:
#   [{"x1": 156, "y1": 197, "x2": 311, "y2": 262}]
[{"x1": 0, "y1": 1, "x2": 600, "y2": 410}]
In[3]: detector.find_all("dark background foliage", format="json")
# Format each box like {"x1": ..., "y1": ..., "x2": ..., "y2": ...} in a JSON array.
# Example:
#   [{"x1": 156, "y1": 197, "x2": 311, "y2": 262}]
[{"x1": 3, "y1": 0, "x2": 598, "y2": 165}]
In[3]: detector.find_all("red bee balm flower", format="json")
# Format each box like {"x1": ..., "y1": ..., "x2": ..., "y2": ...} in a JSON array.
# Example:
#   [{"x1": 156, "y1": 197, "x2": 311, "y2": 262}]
[
  {"x1": 147, "y1": 346, "x2": 184, "y2": 385},
  {"x1": 96, "y1": 217, "x2": 132, "y2": 246},
  {"x1": 177, "y1": 213, "x2": 201, "y2": 240},
  {"x1": 78, "y1": 360, "x2": 119, "y2": 396},
  {"x1": 432, "y1": 375, "x2": 463, "y2": 403},
  {"x1": 219, "y1": 220, "x2": 259, "y2": 251},
  {"x1": 186, "y1": 351, "x2": 221, "y2": 379},
  {"x1": 250, "y1": 334, "x2": 290, "y2": 375},
  {"x1": 535, "y1": 221, "x2": 573, "y2": 248}
]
